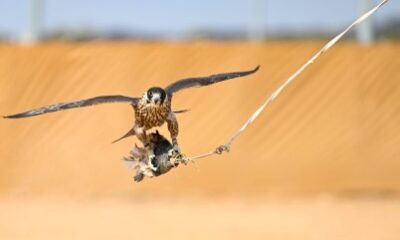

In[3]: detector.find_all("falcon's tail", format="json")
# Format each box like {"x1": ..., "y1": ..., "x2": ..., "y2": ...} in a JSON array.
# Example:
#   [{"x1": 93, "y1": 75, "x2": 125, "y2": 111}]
[
  {"x1": 173, "y1": 109, "x2": 190, "y2": 114},
  {"x1": 112, "y1": 128, "x2": 136, "y2": 144}
]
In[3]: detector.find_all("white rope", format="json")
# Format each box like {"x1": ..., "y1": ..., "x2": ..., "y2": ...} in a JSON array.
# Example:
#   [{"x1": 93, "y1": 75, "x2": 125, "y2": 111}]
[{"x1": 187, "y1": 0, "x2": 389, "y2": 161}]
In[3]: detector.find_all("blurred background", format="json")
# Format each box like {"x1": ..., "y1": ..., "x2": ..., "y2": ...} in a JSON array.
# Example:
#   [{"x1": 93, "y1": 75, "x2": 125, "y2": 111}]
[
  {"x1": 1, "y1": 0, "x2": 400, "y2": 42},
  {"x1": 0, "y1": 0, "x2": 399, "y2": 239}
]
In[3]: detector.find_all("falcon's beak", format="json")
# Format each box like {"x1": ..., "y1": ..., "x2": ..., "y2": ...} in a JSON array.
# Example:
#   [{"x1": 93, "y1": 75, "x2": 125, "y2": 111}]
[{"x1": 152, "y1": 94, "x2": 161, "y2": 105}]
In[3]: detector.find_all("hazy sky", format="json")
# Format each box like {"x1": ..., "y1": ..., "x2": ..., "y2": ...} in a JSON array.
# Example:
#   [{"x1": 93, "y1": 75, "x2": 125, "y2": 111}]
[{"x1": 0, "y1": 0, "x2": 398, "y2": 38}]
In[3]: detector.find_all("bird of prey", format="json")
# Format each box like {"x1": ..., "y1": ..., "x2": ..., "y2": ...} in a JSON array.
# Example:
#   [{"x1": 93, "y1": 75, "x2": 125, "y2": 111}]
[{"x1": 4, "y1": 66, "x2": 260, "y2": 167}]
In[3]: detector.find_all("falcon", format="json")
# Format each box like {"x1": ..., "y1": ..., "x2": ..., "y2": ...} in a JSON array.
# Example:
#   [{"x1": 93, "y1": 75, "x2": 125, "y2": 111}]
[{"x1": 4, "y1": 66, "x2": 260, "y2": 166}]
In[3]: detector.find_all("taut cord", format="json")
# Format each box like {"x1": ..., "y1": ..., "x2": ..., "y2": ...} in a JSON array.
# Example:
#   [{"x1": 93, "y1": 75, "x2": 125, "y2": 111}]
[{"x1": 187, "y1": 0, "x2": 389, "y2": 161}]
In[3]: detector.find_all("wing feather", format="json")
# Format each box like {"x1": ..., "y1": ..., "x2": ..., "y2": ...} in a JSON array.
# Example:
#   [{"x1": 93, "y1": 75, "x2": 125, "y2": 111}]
[
  {"x1": 165, "y1": 65, "x2": 260, "y2": 95},
  {"x1": 4, "y1": 95, "x2": 139, "y2": 119}
]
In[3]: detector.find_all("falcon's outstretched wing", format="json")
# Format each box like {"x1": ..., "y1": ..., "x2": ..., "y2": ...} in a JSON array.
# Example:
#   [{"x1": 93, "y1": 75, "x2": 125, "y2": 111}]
[
  {"x1": 165, "y1": 65, "x2": 260, "y2": 95},
  {"x1": 4, "y1": 95, "x2": 139, "y2": 119}
]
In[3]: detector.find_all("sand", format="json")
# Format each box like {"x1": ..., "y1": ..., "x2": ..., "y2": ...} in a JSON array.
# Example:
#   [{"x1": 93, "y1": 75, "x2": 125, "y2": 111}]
[{"x1": 1, "y1": 197, "x2": 399, "y2": 240}]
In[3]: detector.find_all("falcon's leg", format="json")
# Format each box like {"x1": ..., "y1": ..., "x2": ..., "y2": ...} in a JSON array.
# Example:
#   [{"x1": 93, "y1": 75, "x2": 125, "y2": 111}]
[
  {"x1": 134, "y1": 125, "x2": 157, "y2": 171},
  {"x1": 166, "y1": 112, "x2": 188, "y2": 164}
]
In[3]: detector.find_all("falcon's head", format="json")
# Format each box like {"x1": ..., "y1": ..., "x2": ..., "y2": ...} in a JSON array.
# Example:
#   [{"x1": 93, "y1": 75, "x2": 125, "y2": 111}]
[{"x1": 144, "y1": 87, "x2": 167, "y2": 105}]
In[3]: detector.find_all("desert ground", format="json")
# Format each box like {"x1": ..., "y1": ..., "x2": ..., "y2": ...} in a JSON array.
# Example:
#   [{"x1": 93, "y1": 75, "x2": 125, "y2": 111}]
[
  {"x1": 1, "y1": 196, "x2": 399, "y2": 240},
  {"x1": 0, "y1": 41, "x2": 399, "y2": 239}
]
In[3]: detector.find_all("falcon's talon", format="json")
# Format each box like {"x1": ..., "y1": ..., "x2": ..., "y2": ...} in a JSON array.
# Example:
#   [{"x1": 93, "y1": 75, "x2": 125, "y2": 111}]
[
  {"x1": 168, "y1": 143, "x2": 183, "y2": 158},
  {"x1": 168, "y1": 148, "x2": 179, "y2": 158},
  {"x1": 175, "y1": 153, "x2": 190, "y2": 165}
]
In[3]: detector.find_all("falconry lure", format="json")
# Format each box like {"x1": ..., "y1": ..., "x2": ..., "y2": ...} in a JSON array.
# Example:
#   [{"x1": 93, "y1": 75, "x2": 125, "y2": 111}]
[{"x1": 5, "y1": 66, "x2": 260, "y2": 177}]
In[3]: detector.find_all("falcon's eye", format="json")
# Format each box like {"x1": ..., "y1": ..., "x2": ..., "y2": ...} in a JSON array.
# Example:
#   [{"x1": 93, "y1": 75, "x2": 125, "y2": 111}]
[{"x1": 148, "y1": 91, "x2": 153, "y2": 98}]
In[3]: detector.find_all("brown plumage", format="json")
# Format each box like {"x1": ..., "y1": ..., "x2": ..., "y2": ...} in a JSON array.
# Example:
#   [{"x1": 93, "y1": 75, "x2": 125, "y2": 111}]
[{"x1": 135, "y1": 98, "x2": 171, "y2": 129}]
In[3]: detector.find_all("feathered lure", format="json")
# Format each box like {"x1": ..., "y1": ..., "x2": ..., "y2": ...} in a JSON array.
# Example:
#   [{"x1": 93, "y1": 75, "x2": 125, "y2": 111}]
[{"x1": 123, "y1": 131, "x2": 179, "y2": 182}]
